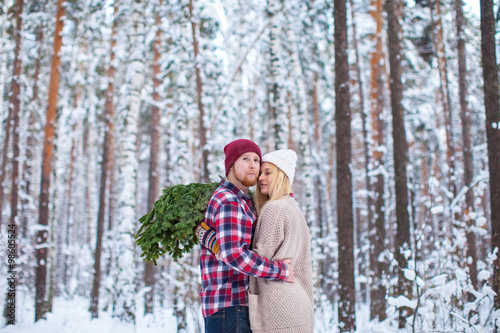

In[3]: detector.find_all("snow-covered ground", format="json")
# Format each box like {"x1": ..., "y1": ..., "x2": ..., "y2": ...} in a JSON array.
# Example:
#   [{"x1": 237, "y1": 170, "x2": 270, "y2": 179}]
[
  {"x1": 1, "y1": 296, "x2": 180, "y2": 333},
  {"x1": 1, "y1": 293, "x2": 494, "y2": 332},
  {"x1": 1, "y1": 295, "x2": 402, "y2": 333}
]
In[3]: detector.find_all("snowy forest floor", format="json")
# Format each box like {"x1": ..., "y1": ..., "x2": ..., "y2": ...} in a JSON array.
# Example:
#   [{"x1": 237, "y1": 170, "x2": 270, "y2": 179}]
[{"x1": 0, "y1": 294, "x2": 460, "y2": 333}]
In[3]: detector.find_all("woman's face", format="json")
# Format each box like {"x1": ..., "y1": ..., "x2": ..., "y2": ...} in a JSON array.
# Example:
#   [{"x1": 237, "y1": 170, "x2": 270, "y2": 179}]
[{"x1": 258, "y1": 162, "x2": 274, "y2": 196}]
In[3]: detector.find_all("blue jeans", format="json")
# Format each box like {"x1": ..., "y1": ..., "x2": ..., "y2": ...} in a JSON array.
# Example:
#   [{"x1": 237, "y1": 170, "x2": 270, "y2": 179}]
[{"x1": 204, "y1": 306, "x2": 251, "y2": 333}]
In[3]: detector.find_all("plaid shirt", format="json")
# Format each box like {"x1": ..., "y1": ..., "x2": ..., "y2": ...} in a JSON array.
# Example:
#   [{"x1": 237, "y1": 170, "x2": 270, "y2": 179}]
[{"x1": 199, "y1": 180, "x2": 288, "y2": 317}]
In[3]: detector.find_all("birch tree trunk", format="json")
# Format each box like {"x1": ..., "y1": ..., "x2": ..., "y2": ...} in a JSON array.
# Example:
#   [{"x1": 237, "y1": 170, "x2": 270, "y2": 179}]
[
  {"x1": 110, "y1": 0, "x2": 144, "y2": 321},
  {"x1": 334, "y1": 0, "x2": 355, "y2": 330},
  {"x1": 268, "y1": 0, "x2": 287, "y2": 149},
  {"x1": 35, "y1": 0, "x2": 65, "y2": 322},
  {"x1": 455, "y1": 0, "x2": 478, "y2": 291},
  {"x1": 385, "y1": 0, "x2": 412, "y2": 328},
  {"x1": 21, "y1": 26, "x2": 44, "y2": 238},
  {"x1": 349, "y1": 0, "x2": 370, "y2": 304},
  {"x1": 0, "y1": 0, "x2": 25, "y2": 231},
  {"x1": 480, "y1": 0, "x2": 500, "y2": 313}
]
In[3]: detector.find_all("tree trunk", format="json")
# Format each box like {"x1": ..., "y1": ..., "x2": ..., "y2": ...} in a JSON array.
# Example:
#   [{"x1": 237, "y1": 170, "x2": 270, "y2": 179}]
[
  {"x1": 430, "y1": 0, "x2": 457, "y2": 215},
  {"x1": 480, "y1": 0, "x2": 500, "y2": 312},
  {"x1": 0, "y1": 0, "x2": 25, "y2": 232},
  {"x1": 334, "y1": 0, "x2": 355, "y2": 331},
  {"x1": 455, "y1": 0, "x2": 478, "y2": 291},
  {"x1": 188, "y1": 0, "x2": 209, "y2": 182},
  {"x1": 0, "y1": 106, "x2": 12, "y2": 232},
  {"x1": 8, "y1": 0, "x2": 23, "y2": 238},
  {"x1": 21, "y1": 26, "x2": 43, "y2": 239},
  {"x1": 112, "y1": 0, "x2": 144, "y2": 321},
  {"x1": 369, "y1": 0, "x2": 387, "y2": 321},
  {"x1": 107, "y1": 148, "x2": 115, "y2": 231},
  {"x1": 35, "y1": 0, "x2": 65, "y2": 322},
  {"x1": 145, "y1": 0, "x2": 163, "y2": 315},
  {"x1": 268, "y1": 0, "x2": 286, "y2": 149},
  {"x1": 385, "y1": 0, "x2": 412, "y2": 328},
  {"x1": 106, "y1": 3, "x2": 118, "y2": 232},
  {"x1": 349, "y1": 0, "x2": 370, "y2": 305},
  {"x1": 4, "y1": 0, "x2": 24, "y2": 325},
  {"x1": 89, "y1": 2, "x2": 118, "y2": 317},
  {"x1": 62, "y1": 125, "x2": 78, "y2": 293}
]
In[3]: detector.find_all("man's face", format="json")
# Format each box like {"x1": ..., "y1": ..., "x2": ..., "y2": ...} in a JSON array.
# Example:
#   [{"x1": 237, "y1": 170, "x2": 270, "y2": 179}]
[{"x1": 231, "y1": 152, "x2": 260, "y2": 187}]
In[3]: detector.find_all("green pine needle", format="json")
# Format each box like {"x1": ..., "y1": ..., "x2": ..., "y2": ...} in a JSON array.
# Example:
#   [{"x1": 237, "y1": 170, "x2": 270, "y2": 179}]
[{"x1": 135, "y1": 182, "x2": 220, "y2": 263}]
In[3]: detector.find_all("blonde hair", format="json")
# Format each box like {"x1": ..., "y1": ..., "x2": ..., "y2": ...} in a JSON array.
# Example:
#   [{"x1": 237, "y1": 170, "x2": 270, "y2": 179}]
[{"x1": 255, "y1": 162, "x2": 293, "y2": 214}]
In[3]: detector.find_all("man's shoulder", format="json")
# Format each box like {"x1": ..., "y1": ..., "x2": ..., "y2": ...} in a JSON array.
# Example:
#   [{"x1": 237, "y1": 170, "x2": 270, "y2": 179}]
[{"x1": 210, "y1": 185, "x2": 240, "y2": 205}]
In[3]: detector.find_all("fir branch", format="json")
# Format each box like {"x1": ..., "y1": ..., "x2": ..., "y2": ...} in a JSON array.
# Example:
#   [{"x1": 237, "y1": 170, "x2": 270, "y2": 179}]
[{"x1": 135, "y1": 182, "x2": 219, "y2": 263}]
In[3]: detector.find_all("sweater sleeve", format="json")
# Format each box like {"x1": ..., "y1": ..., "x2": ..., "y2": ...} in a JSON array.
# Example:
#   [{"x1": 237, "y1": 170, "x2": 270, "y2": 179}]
[{"x1": 215, "y1": 201, "x2": 288, "y2": 280}]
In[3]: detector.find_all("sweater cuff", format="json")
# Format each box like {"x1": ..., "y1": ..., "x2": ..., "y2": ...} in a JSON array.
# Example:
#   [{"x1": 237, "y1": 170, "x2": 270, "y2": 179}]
[{"x1": 278, "y1": 261, "x2": 289, "y2": 280}]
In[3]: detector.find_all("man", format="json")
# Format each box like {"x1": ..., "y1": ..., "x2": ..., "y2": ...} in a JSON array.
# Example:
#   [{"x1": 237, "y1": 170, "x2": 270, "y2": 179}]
[{"x1": 199, "y1": 139, "x2": 294, "y2": 333}]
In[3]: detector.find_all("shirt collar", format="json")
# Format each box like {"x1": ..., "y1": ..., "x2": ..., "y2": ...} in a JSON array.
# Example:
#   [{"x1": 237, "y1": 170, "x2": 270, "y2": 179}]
[{"x1": 220, "y1": 179, "x2": 251, "y2": 201}]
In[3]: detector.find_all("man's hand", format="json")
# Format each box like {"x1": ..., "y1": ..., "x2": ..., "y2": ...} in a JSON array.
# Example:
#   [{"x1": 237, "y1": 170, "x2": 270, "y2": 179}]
[{"x1": 283, "y1": 259, "x2": 295, "y2": 283}]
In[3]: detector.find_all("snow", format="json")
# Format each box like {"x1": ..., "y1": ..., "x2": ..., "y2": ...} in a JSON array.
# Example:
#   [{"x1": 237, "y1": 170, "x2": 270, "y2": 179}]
[
  {"x1": 403, "y1": 268, "x2": 415, "y2": 281},
  {"x1": 478, "y1": 269, "x2": 491, "y2": 281},
  {"x1": 2, "y1": 297, "x2": 177, "y2": 333},
  {"x1": 430, "y1": 205, "x2": 444, "y2": 214},
  {"x1": 387, "y1": 295, "x2": 418, "y2": 310}
]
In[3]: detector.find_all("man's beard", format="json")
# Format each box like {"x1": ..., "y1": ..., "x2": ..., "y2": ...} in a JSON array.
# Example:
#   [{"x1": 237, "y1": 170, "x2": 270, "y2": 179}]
[{"x1": 240, "y1": 173, "x2": 258, "y2": 187}]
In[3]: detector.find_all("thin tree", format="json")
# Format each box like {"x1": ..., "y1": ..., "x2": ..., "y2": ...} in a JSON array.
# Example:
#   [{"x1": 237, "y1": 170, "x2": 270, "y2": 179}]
[
  {"x1": 0, "y1": 0, "x2": 25, "y2": 232},
  {"x1": 21, "y1": 24, "x2": 44, "y2": 238},
  {"x1": 8, "y1": 0, "x2": 24, "y2": 236},
  {"x1": 113, "y1": 0, "x2": 145, "y2": 320},
  {"x1": 188, "y1": 0, "x2": 209, "y2": 182},
  {"x1": 480, "y1": 0, "x2": 500, "y2": 313},
  {"x1": 89, "y1": 2, "x2": 118, "y2": 318},
  {"x1": 350, "y1": 0, "x2": 370, "y2": 304},
  {"x1": 369, "y1": 0, "x2": 387, "y2": 321},
  {"x1": 35, "y1": 0, "x2": 65, "y2": 322},
  {"x1": 385, "y1": 0, "x2": 412, "y2": 328},
  {"x1": 144, "y1": 0, "x2": 163, "y2": 315},
  {"x1": 334, "y1": 0, "x2": 355, "y2": 330},
  {"x1": 4, "y1": 0, "x2": 24, "y2": 324},
  {"x1": 455, "y1": 0, "x2": 478, "y2": 291},
  {"x1": 430, "y1": 0, "x2": 457, "y2": 204},
  {"x1": 268, "y1": 0, "x2": 286, "y2": 149}
]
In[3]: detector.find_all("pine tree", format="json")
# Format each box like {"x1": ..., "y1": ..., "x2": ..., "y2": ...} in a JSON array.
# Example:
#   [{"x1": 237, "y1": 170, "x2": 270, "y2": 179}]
[
  {"x1": 334, "y1": 0, "x2": 355, "y2": 330},
  {"x1": 89, "y1": 1, "x2": 118, "y2": 318},
  {"x1": 188, "y1": 0, "x2": 209, "y2": 182},
  {"x1": 369, "y1": 0, "x2": 388, "y2": 321},
  {"x1": 35, "y1": 0, "x2": 65, "y2": 322},
  {"x1": 385, "y1": 0, "x2": 412, "y2": 328},
  {"x1": 480, "y1": 0, "x2": 500, "y2": 313},
  {"x1": 455, "y1": 0, "x2": 478, "y2": 291}
]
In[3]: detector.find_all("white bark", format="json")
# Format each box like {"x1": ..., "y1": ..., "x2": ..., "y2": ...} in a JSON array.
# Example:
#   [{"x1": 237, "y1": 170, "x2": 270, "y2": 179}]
[{"x1": 111, "y1": 0, "x2": 145, "y2": 321}]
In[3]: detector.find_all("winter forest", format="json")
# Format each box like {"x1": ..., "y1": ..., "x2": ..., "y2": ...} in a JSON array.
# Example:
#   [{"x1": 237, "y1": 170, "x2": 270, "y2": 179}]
[{"x1": 1, "y1": 0, "x2": 500, "y2": 332}]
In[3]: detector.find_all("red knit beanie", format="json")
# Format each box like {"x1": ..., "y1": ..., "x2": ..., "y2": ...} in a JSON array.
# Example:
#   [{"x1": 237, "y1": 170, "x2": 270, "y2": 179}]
[{"x1": 224, "y1": 139, "x2": 262, "y2": 176}]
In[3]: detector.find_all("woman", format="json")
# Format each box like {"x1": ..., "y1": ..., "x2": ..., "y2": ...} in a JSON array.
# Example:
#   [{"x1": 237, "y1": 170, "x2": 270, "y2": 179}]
[{"x1": 249, "y1": 149, "x2": 314, "y2": 333}]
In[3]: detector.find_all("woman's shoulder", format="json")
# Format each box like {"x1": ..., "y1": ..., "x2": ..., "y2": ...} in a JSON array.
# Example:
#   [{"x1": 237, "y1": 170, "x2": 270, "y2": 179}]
[{"x1": 261, "y1": 196, "x2": 295, "y2": 214}]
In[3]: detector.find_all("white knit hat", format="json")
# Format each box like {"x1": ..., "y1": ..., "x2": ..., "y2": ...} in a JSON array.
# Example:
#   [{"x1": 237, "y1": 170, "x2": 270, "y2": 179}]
[{"x1": 262, "y1": 149, "x2": 297, "y2": 185}]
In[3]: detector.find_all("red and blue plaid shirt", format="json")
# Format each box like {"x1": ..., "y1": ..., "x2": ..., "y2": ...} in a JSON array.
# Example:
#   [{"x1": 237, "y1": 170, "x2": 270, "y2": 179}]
[{"x1": 199, "y1": 179, "x2": 288, "y2": 317}]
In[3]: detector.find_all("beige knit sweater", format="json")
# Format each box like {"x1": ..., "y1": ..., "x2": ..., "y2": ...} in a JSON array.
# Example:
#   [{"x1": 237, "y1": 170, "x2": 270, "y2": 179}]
[{"x1": 248, "y1": 196, "x2": 314, "y2": 333}]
